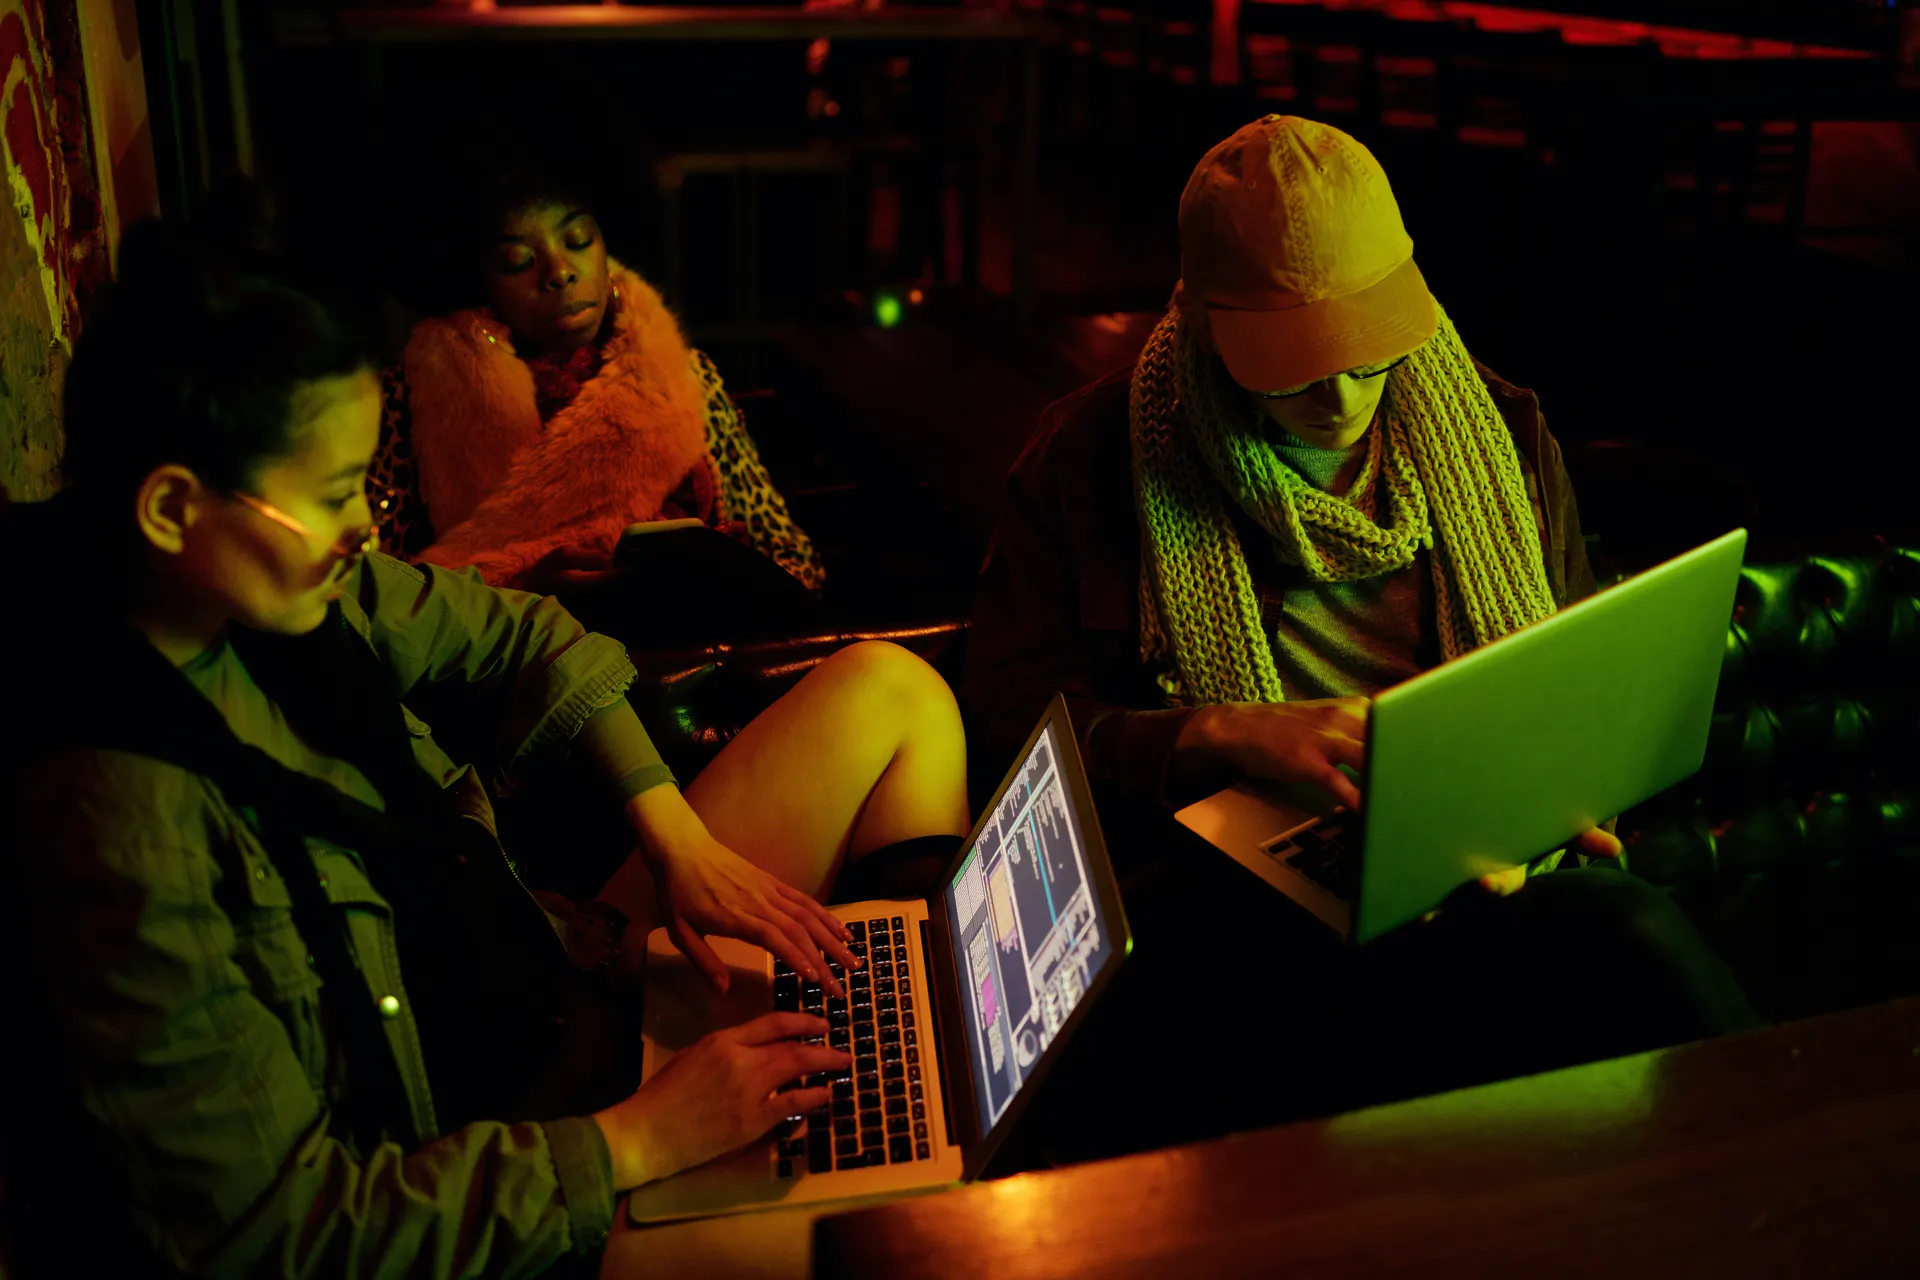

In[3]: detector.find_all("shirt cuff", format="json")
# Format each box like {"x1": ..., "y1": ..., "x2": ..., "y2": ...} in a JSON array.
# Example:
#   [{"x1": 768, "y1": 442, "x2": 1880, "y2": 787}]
[
  {"x1": 543, "y1": 1116, "x2": 617, "y2": 1254},
  {"x1": 574, "y1": 698, "x2": 678, "y2": 801},
  {"x1": 616, "y1": 764, "x2": 676, "y2": 802}
]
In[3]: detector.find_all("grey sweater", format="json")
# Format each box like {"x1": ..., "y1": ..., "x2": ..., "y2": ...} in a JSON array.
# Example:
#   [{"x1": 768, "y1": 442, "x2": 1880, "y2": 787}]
[{"x1": 1263, "y1": 430, "x2": 1438, "y2": 701}]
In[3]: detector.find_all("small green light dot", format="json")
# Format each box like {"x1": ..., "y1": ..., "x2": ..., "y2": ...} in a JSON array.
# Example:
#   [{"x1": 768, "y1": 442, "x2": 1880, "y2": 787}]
[{"x1": 874, "y1": 292, "x2": 903, "y2": 329}]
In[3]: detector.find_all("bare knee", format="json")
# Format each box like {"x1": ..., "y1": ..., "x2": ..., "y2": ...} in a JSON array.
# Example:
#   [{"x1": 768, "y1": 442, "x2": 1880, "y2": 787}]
[
  {"x1": 820, "y1": 642, "x2": 970, "y2": 843},
  {"x1": 816, "y1": 641, "x2": 961, "y2": 722}
]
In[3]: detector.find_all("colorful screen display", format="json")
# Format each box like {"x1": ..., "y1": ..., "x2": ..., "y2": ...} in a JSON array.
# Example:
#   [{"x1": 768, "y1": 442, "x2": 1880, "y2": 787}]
[{"x1": 944, "y1": 723, "x2": 1115, "y2": 1139}]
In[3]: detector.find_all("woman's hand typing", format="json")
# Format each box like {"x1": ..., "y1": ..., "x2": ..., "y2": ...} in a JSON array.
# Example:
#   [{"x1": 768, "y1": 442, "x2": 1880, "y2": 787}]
[
  {"x1": 593, "y1": 1013, "x2": 848, "y2": 1189},
  {"x1": 624, "y1": 784, "x2": 858, "y2": 996}
]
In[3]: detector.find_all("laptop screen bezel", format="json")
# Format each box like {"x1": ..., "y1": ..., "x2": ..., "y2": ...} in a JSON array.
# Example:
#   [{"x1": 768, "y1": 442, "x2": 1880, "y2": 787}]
[{"x1": 924, "y1": 693, "x2": 1133, "y2": 1184}]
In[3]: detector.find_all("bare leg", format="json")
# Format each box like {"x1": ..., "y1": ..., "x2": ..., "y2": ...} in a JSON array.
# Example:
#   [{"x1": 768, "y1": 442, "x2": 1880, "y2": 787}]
[{"x1": 682, "y1": 641, "x2": 971, "y2": 899}]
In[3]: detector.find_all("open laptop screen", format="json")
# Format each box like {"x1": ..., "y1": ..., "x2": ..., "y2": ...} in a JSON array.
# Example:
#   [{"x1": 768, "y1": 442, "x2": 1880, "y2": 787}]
[{"x1": 943, "y1": 721, "x2": 1117, "y2": 1139}]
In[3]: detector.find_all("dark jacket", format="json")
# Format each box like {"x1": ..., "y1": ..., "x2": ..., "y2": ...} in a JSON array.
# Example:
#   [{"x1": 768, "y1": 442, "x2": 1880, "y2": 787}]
[
  {"x1": 3, "y1": 554, "x2": 627, "y2": 1277},
  {"x1": 961, "y1": 364, "x2": 1599, "y2": 806}
]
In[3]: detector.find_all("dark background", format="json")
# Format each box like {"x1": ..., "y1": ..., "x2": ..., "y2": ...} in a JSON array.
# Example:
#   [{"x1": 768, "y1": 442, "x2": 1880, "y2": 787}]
[{"x1": 166, "y1": 1, "x2": 1920, "y2": 618}]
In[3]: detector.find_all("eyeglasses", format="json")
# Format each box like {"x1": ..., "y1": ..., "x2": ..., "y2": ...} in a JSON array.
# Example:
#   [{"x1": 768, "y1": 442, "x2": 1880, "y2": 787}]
[
  {"x1": 229, "y1": 490, "x2": 379, "y2": 561},
  {"x1": 1256, "y1": 354, "x2": 1409, "y2": 400}
]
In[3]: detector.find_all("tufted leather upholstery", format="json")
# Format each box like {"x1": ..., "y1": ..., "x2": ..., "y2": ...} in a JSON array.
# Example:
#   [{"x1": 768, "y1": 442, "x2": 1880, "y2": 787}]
[{"x1": 1617, "y1": 544, "x2": 1920, "y2": 1022}]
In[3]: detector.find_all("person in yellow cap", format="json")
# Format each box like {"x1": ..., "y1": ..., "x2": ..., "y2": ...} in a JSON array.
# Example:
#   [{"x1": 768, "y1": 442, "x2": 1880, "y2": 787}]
[
  {"x1": 962, "y1": 116, "x2": 1756, "y2": 1138},
  {"x1": 968, "y1": 114, "x2": 1610, "y2": 861}
]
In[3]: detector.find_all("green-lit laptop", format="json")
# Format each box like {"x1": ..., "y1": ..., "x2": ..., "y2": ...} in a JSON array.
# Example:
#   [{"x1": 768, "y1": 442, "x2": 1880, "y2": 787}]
[{"x1": 1176, "y1": 529, "x2": 1747, "y2": 944}]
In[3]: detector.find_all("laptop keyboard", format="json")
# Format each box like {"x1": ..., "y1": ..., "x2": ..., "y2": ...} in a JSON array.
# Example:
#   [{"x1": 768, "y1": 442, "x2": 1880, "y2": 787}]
[
  {"x1": 1266, "y1": 820, "x2": 1360, "y2": 900},
  {"x1": 771, "y1": 916, "x2": 933, "y2": 1177}
]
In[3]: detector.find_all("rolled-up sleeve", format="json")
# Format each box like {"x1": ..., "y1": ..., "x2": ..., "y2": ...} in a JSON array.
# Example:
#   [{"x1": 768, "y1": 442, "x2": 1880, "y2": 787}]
[
  {"x1": 12, "y1": 752, "x2": 615, "y2": 1278},
  {"x1": 345, "y1": 554, "x2": 642, "y2": 785},
  {"x1": 206, "y1": 1117, "x2": 615, "y2": 1278},
  {"x1": 574, "y1": 698, "x2": 677, "y2": 801},
  {"x1": 541, "y1": 1115, "x2": 618, "y2": 1248}
]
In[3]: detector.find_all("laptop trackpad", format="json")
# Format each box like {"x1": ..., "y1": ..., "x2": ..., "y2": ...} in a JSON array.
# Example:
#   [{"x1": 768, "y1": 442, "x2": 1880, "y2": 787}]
[
  {"x1": 642, "y1": 932, "x2": 773, "y2": 1076},
  {"x1": 1177, "y1": 778, "x2": 1335, "y2": 849}
]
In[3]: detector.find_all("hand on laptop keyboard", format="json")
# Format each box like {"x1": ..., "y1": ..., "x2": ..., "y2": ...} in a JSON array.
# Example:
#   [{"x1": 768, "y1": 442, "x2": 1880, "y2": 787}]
[
  {"x1": 592, "y1": 1012, "x2": 850, "y2": 1191},
  {"x1": 1172, "y1": 697, "x2": 1369, "y2": 811},
  {"x1": 773, "y1": 923, "x2": 934, "y2": 1174},
  {"x1": 627, "y1": 789, "x2": 861, "y2": 996}
]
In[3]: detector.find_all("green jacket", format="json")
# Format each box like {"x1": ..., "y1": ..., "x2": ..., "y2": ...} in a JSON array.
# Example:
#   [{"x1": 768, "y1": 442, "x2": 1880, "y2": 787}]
[{"x1": 7, "y1": 554, "x2": 632, "y2": 1277}]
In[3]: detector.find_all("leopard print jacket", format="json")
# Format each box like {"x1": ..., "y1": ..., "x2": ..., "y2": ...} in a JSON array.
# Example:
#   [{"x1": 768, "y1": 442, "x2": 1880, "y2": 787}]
[{"x1": 370, "y1": 350, "x2": 825, "y2": 594}]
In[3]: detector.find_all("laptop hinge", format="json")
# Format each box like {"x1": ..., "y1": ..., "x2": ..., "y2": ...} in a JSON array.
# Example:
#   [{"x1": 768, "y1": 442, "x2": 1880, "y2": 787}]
[{"x1": 919, "y1": 918, "x2": 958, "y2": 1150}]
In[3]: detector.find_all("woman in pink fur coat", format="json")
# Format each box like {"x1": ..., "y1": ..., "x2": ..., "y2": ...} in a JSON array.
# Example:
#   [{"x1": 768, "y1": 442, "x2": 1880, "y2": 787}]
[
  {"x1": 358, "y1": 166, "x2": 971, "y2": 959},
  {"x1": 372, "y1": 173, "x2": 823, "y2": 597}
]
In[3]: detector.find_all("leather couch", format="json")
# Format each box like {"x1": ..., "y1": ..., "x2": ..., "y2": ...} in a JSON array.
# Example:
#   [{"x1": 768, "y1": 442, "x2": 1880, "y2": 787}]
[
  {"x1": 1616, "y1": 542, "x2": 1920, "y2": 1023},
  {"x1": 565, "y1": 543, "x2": 1918, "y2": 1024}
]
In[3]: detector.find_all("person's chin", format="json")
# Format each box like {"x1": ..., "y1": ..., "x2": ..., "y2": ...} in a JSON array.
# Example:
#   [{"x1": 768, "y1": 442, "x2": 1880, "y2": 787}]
[
  {"x1": 544, "y1": 305, "x2": 603, "y2": 348},
  {"x1": 1292, "y1": 423, "x2": 1369, "y2": 449},
  {"x1": 249, "y1": 597, "x2": 335, "y2": 637}
]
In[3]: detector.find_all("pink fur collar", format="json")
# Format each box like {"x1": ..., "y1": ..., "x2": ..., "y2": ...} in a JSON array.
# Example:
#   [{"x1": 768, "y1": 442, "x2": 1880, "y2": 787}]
[{"x1": 405, "y1": 261, "x2": 711, "y2": 588}]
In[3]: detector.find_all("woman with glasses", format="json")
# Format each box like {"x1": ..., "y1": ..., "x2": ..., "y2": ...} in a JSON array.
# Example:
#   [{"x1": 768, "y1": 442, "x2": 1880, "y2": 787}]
[
  {"x1": 960, "y1": 116, "x2": 1756, "y2": 1149},
  {"x1": 1, "y1": 268, "x2": 967, "y2": 1276}
]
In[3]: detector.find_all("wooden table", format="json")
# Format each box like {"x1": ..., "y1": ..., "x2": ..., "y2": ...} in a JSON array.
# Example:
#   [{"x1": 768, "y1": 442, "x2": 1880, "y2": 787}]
[{"x1": 804, "y1": 996, "x2": 1920, "y2": 1278}]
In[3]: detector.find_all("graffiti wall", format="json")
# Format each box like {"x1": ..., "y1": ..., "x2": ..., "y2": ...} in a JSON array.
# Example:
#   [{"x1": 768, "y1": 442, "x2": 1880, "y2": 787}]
[
  {"x1": 2, "y1": 0, "x2": 107, "y2": 348},
  {"x1": 1, "y1": 145, "x2": 62, "y2": 501},
  {"x1": 1, "y1": 0, "x2": 134, "y2": 502}
]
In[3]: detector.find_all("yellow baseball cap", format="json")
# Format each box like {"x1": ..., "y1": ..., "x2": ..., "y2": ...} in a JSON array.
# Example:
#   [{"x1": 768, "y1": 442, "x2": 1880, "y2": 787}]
[{"x1": 1174, "y1": 115, "x2": 1436, "y2": 392}]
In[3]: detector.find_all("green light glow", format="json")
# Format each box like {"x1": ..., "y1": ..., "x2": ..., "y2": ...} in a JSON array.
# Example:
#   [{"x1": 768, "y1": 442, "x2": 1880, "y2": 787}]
[
  {"x1": 874, "y1": 292, "x2": 903, "y2": 329},
  {"x1": 1323, "y1": 1051, "x2": 1659, "y2": 1151}
]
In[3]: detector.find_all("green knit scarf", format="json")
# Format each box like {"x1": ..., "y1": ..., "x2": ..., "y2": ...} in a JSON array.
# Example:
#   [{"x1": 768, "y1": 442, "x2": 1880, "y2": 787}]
[{"x1": 1129, "y1": 299, "x2": 1556, "y2": 706}]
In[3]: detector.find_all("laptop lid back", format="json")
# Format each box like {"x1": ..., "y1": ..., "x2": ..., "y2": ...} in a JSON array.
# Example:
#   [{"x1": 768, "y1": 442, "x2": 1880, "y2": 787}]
[
  {"x1": 1352, "y1": 529, "x2": 1748, "y2": 943},
  {"x1": 925, "y1": 694, "x2": 1131, "y2": 1182}
]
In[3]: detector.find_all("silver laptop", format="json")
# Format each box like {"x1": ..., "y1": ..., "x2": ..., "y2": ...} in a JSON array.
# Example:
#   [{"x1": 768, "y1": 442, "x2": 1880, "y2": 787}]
[
  {"x1": 628, "y1": 694, "x2": 1132, "y2": 1223},
  {"x1": 1176, "y1": 529, "x2": 1747, "y2": 945}
]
